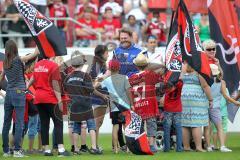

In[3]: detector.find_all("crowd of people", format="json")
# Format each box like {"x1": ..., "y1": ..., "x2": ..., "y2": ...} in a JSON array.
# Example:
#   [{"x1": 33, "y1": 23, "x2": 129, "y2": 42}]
[
  {"x1": 1, "y1": 26, "x2": 240, "y2": 157},
  {"x1": 0, "y1": 0, "x2": 169, "y2": 48},
  {"x1": 0, "y1": 0, "x2": 239, "y2": 158}
]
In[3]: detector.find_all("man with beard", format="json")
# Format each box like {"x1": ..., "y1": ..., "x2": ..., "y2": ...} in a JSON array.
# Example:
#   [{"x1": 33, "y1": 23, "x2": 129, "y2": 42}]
[{"x1": 113, "y1": 27, "x2": 146, "y2": 77}]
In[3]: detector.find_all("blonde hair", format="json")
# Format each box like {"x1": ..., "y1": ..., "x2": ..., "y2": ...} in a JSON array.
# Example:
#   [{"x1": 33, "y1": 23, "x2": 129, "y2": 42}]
[
  {"x1": 52, "y1": 56, "x2": 64, "y2": 66},
  {"x1": 202, "y1": 39, "x2": 216, "y2": 50}
]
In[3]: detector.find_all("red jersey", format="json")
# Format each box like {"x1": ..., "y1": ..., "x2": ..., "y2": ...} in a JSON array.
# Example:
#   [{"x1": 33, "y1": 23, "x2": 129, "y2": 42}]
[
  {"x1": 75, "y1": 18, "x2": 98, "y2": 40},
  {"x1": 147, "y1": 21, "x2": 166, "y2": 43},
  {"x1": 49, "y1": 2, "x2": 68, "y2": 28},
  {"x1": 99, "y1": 18, "x2": 121, "y2": 39},
  {"x1": 164, "y1": 80, "x2": 183, "y2": 112},
  {"x1": 129, "y1": 70, "x2": 162, "y2": 119},
  {"x1": 33, "y1": 59, "x2": 61, "y2": 104}
]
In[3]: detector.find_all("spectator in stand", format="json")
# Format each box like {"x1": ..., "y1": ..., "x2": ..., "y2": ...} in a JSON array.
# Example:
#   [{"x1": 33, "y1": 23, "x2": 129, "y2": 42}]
[
  {"x1": 0, "y1": 0, "x2": 11, "y2": 47},
  {"x1": 75, "y1": 0, "x2": 98, "y2": 20},
  {"x1": 100, "y1": 0, "x2": 123, "y2": 18},
  {"x1": 99, "y1": 7, "x2": 121, "y2": 44},
  {"x1": 48, "y1": 0, "x2": 69, "y2": 44},
  {"x1": 123, "y1": 0, "x2": 148, "y2": 22},
  {"x1": 194, "y1": 13, "x2": 210, "y2": 42},
  {"x1": 6, "y1": 1, "x2": 28, "y2": 48},
  {"x1": 123, "y1": 15, "x2": 142, "y2": 45},
  {"x1": 143, "y1": 11, "x2": 167, "y2": 46},
  {"x1": 29, "y1": 0, "x2": 47, "y2": 15},
  {"x1": 74, "y1": 7, "x2": 99, "y2": 47}
]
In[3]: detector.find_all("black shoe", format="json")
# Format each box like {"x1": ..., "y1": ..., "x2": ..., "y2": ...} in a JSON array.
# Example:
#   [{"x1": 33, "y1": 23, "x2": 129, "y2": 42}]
[
  {"x1": 73, "y1": 150, "x2": 81, "y2": 155},
  {"x1": 58, "y1": 150, "x2": 71, "y2": 157},
  {"x1": 80, "y1": 146, "x2": 89, "y2": 153},
  {"x1": 44, "y1": 152, "x2": 53, "y2": 156},
  {"x1": 88, "y1": 148, "x2": 102, "y2": 155},
  {"x1": 71, "y1": 145, "x2": 75, "y2": 153}
]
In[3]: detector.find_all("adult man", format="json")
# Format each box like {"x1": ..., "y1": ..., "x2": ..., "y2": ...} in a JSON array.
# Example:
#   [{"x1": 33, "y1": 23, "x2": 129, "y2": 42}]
[
  {"x1": 146, "y1": 35, "x2": 165, "y2": 70},
  {"x1": 113, "y1": 27, "x2": 145, "y2": 76}
]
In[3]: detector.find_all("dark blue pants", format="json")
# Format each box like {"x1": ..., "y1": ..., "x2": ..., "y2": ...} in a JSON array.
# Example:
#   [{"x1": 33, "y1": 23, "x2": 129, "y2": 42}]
[{"x1": 2, "y1": 89, "x2": 25, "y2": 152}]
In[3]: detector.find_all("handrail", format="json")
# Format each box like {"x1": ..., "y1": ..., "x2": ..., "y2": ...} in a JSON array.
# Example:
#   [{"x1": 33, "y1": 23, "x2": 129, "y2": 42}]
[{"x1": 0, "y1": 17, "x2": 102, "y2": 44}]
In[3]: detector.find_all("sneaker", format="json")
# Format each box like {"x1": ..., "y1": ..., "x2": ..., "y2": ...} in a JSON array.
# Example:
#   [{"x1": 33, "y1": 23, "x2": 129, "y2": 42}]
[
  {"x1": 10, "y1": 148, "x2": 14, "y2": 155},
  {"x1": 88, "y1": 147, "x2": 102, "y2": 155},
  {"x1": 71, "y1": 145, "x2": 75, "y2": 153},
  {"x1": 220, "y1": 146, "x2": 232, "y2": 152},
  {"x1": 3, "y1": 151, "x2": 11, "y2": 157},
  {"x1": 44, "y1": 151, "x2": 53, "y2": 156},
  {"x1": 207, "y1": 147, "x2": 213, "y2": 152},
  {"x1": 150, "y1": 145, "x2": 158, "y2": 153},
  {"x1": 80, "y1": 146, "x2": 89, "y2": 153},
  {"x1": 13, "y1": 150, "x2": 25, "y2": 158},
  {"x1": 58, "y1": 150, "x2": 71, "y2": 157},
  {"x1": 97, "y1": 146, "x2": 104, "y2": 152},
  {"x1": 120, "y1": 145, "x2": 127, "y2": 152},
  {"x1": 73, "y1": 150, "x2": 81, "y2": 155}
]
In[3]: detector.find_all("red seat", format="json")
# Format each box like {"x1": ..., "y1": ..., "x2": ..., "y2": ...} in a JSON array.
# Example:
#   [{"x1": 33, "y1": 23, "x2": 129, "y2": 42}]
[{"x1": 148, "y1": 0, "x2": 168, "y2": 9}]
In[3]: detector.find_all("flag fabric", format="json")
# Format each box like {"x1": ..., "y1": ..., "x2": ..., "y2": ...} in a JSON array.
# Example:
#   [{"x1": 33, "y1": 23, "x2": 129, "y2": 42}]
[
  {"x1": 13, "y1": 0, "x2": 67, "y2": 58},
  {"x1": 208, "y1": 0, "x2": 240, "y2": 121},
  {"x1": 112, "y1": 101, "x2": 153, "y2": 155},
  {"x1": 227, "y1": 103, "x2": 239, "y2": 123},
  {"x1": 165, "y1": 0, "x2": 213, "y2": 86}
]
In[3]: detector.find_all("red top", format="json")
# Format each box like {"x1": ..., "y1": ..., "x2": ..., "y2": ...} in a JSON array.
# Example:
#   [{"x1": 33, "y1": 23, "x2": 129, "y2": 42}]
[
  {"x1": 129, "y1": 70, "x2": 162, "y2": 119},
  {"x1": 33, "y1": 59, "x2": 61, "y2": 104},
  {"x1": 75, "y1": 18, "x2": 98, "y2": 40},
  {"x1": 147, "y1": 21, "x2": 166, "y2": 43},
  {"x1": 164, "y1": 80, "x2": 183, "y2": 112},
  {"x1": 99, "y1": 19, "x2": 121, "y2": 39},
  {"x1": 48, "y1": 2, "x2": 68, "y2": 28}
]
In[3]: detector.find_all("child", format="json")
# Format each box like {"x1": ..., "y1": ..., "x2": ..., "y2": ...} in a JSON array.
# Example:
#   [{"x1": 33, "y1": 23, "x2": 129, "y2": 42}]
[
  {"x1": 98, "y1": 59, "x2": 133, "y2": 154},
  {"x1": 63, "y1": 51, "x2": 107, "y2": 155},
  {"x1": 211, "y1": 87, "x2": 230, "y2": 150},
  {"x1": 128, "y1": 53, "x2": 163, "y2": 153},
  {"x1": 163, "y1": 80, "x2": 183, "y2": 152},
  {"x1": 204, "y1": 64, "x2": 240, "y2": 152}
]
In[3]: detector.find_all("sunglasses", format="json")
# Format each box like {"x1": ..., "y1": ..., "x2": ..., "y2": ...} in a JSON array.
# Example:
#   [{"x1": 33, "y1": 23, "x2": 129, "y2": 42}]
[{"x1": 206, "y1": 48, "x2": 216, "y2": 51}]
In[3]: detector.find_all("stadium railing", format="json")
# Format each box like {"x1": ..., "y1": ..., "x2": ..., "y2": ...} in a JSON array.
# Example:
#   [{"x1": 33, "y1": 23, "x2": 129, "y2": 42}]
[{"x1": 0, "y1": 17, "x2": 102, "y2": 48}]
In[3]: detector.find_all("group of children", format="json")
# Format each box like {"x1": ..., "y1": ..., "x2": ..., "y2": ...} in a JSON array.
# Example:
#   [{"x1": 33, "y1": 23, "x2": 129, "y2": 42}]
[{"x1": 2, "y1": 45, "x2": 238, "y2": 156}]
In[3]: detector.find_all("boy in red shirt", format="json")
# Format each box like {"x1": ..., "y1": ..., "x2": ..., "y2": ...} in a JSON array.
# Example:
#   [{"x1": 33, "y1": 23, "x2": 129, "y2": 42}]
[
  {"x1": 99, "y1": 7, "x2": 121, "y2": 44},
  {"x1": 129, "y1": 53, "x2": 163, "y2": 153},
  {"x1": 163, "y1": 80, "x2": 183, "y2": 152}
]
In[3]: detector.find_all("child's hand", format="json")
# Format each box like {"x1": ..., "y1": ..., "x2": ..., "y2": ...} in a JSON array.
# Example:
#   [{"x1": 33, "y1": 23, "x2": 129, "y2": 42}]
[
  {"x1": 131, "y1": 105, "x2": 135, "y2": 111},
  {"x1": 235, "y1": 101, "x2": 240, "y2": 106}
]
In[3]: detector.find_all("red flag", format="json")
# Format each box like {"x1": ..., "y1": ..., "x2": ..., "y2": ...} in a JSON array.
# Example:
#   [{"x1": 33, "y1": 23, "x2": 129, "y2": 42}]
[
  {"x1": 208, "y1": 0, "x2": 240, "y2": 121},
  {"x1": 13, "y1": 0, "x2": 67, "y2": 58},
  {"x1": 165, "y1": 0, "x2": 213, "y2": 86},
  {"x1": 113, "y1": 101, "x2": 153, "y2": 155}
]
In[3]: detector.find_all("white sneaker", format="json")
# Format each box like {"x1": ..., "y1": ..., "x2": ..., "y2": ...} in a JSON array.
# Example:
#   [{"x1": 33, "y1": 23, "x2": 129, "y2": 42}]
[
  {"x1": 13, "y1": 150, "x2": 25, "y2": 158},
  {"x1": 207, "y1": 147, "x2": 213, "y2": 152},
  {"x1": 220, "y1": 146, "x2": 232, "y2": 152},
  {"x1": 3, "y1": 152, "x2": 11, "y2": 157}
]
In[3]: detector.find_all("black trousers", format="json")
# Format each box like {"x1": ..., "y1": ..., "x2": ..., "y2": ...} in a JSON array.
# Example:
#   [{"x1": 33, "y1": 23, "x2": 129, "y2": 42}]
[
  {"x1": 37, "y1": 103, "x2": 63, "y2": 146},
  {"x1": 118, "y1": 123, "x2": 126, "y2": 147}
]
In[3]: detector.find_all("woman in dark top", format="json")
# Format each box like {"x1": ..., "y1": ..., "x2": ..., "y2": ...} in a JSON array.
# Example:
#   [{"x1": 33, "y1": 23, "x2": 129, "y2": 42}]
[
  {"x1": 1, "y1": 40, "x2": 39, "y2": 157},
  {"x1": 90, "y1": 45, "x2": 109, "y2": 149}
]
